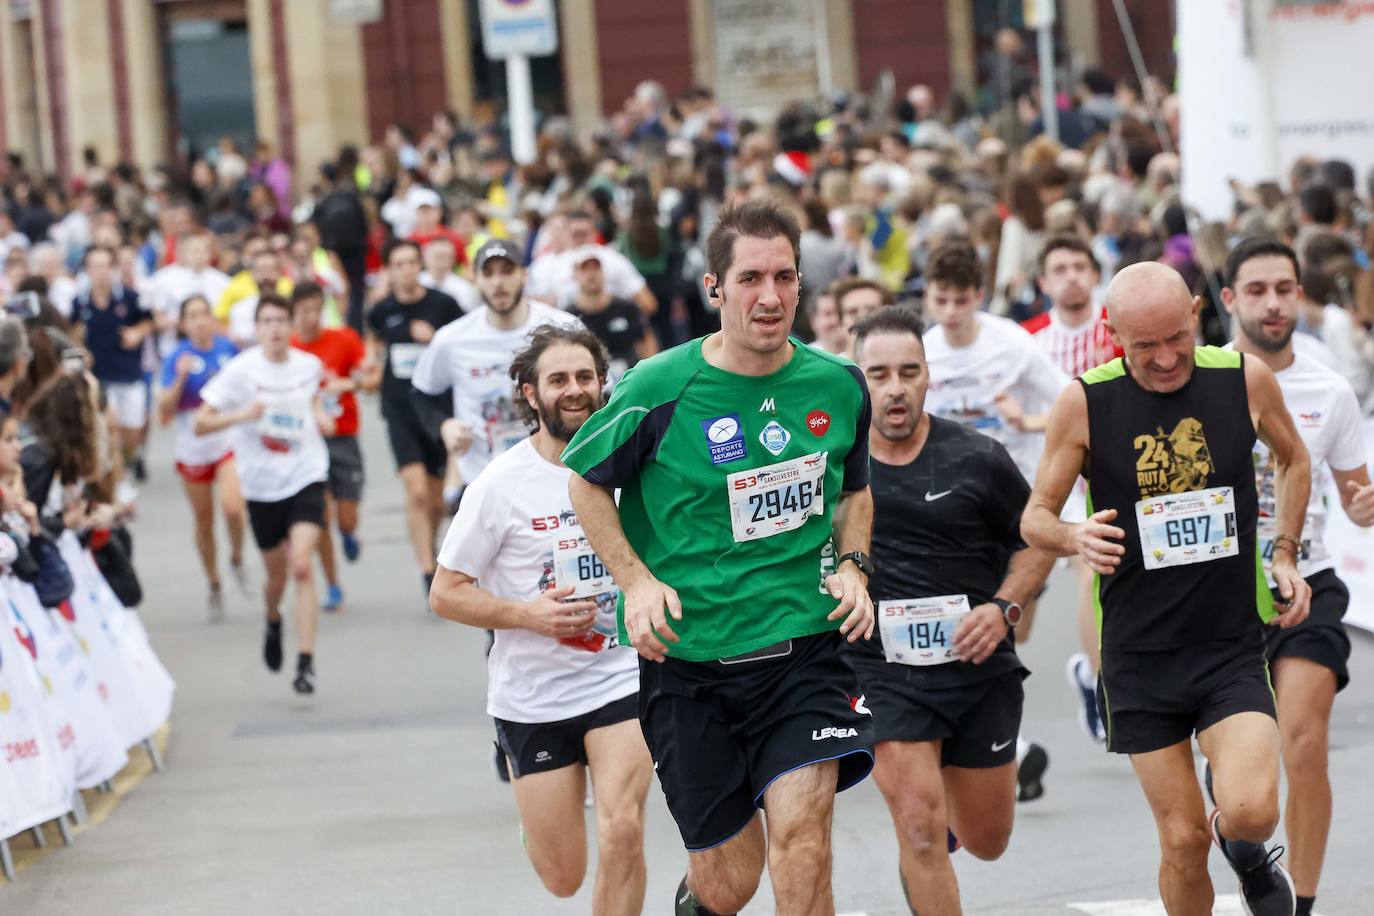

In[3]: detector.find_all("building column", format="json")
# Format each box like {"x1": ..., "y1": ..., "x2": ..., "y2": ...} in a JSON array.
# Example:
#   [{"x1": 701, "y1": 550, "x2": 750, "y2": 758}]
[
  {"x1": 283, "y1": 0, "x2": 367, "y2": 191},
  {"x1": 560, "y1": 0, "x2": 602, "y2": 139},
  {"x1": 121, "y1": 0, "x2": 169, "y2": 170},
  {"x1": 437, "y1": 0, "x2": 474, "y2": 120},
  {"x1": 688, "y1": 0, "x2": 713, "y2": 89},
  {"x1": 1064, "y1": 0, "x2": 1101, "y2": 68},
  {"x1": 247, "y1": 0, "x2": 281, "y2": 154},
  {"x1": 822, "y1": 0, "x2": 859, "y2": 93},
  {"x1": 946, "y1": 0, "x2": 976, "y2": 98},
  {"x1": 57, "y1": 0, "x2": 120, "y2": 172}
]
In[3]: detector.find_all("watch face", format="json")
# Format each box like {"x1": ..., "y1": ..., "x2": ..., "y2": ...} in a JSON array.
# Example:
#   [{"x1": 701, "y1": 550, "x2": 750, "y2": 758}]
[{"x1": 1004, "y1": 604, "x2": 1023, "y2": 625}]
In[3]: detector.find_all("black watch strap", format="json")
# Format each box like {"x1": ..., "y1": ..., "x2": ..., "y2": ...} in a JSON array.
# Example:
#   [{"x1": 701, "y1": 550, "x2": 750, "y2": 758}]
[{"x1": 837, "y1": 551, "x2": 873, "y2": 577}]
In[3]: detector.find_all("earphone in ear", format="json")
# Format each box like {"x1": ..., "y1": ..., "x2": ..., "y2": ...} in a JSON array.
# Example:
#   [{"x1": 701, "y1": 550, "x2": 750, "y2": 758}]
[{"x1": 708, "y1": 285, "x2": 719, "y2": 299}]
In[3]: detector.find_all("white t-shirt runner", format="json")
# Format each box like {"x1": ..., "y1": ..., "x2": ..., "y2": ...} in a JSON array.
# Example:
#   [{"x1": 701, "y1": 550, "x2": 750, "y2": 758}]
[
  {"x1": 410, "y1": 302, "x2": 581, "y2": 483},
  {"x1": 924, "y1": 312, "x2": 1070, "y2": 480},
  {"x1": 144, "y1": 264, "x2": 231, "y2": 354},
  {"x1": 437, "y1": 438, "x2": 637, "y2": 724},
  {"x1": 199, "y1": 348, "x2": 329, "y2": 502},
  {"x1": 1246, "y1": 350, "x2": 1368, "y2": 582}
]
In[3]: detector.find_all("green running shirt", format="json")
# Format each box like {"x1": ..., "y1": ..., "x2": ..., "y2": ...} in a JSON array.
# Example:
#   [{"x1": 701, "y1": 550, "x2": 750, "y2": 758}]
[{"x1": 562, "y1": 337, "x2": 872, "y2": 661}]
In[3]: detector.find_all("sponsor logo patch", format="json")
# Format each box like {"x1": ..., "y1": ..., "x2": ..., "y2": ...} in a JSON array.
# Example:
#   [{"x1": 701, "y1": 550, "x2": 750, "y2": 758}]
[
  {"x1": 701, "y1": 414, "x2": 747, "y2": 464},
  {"x1": 759, "y1": 420, "x2": 790, "y2": 456},
  {"x1": 806, "y1": 410, "x2": 830, "y2": 436}
]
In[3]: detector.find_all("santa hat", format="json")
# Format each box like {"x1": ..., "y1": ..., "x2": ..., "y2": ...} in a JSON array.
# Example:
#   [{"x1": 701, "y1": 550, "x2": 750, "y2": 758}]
[{"x1": 772, "y1": 150, "x2": 812, "y2": 187}]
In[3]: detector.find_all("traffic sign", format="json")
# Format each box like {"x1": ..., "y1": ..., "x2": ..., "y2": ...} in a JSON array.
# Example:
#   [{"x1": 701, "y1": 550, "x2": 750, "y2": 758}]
[{"x1": 480, "y1": 0, "x2": 560, "y2": 60}]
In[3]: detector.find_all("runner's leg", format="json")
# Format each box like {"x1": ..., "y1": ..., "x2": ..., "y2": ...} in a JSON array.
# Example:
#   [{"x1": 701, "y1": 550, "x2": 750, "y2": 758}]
[
  {"x1": 584, "y1": 718, "x2": 653, "y2": 916},
  {"x1": 426, "y1": 474, "x2": 445, "y2": 544},
  {"x1": 183, "y1": 477, "x2": 219, "y2": 589},
  {"x1": 1197, "y1": 711, "x2": 1281, "y2": 844},
  {"x1": 262, "y1": 542, "x2": 287, "y2": 623},
  {"x1": 763, "y1": 759, "x2": 839, "y2": 916},
  {"x1": 1272, "y1": 656, "x2": 1336, "y2": 898},
  {"x1": 217, "y1": 458, "x2": 246, "y2": 567},
  {"x1": 685, "y1": 815, "x2": 765, "y2": 914},
  {"x1": 287, "y1": 520, "x2": 321, "y2": 654},
  {"x1": 398, "y1": 463, "x2": 438, "y2": 576},
  {"x1": 509, "y1": 763, "x2": 589, "y2": 897},
  {"x1": 872, "y1": 740, "x2": 960, "y2": 914},
  {"x1": 336, "y1": 496, "x2": 360, "y2": 538},
  {"x1": 1129, "y1": 740, "x2": 1214, "y2": 916},
  {"x1": 944, "y1": 761, "x2": 1017, "y2": 860},
  {"x1": 1074, "y1": 560, "x2": 1100, "y2": 672},
  {"x1": 317, "y1": 493, "x2": 341, "y2": 591}
]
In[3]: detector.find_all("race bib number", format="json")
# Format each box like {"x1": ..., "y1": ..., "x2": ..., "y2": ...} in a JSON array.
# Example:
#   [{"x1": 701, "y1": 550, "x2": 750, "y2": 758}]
[
  {"x1": 726, "y1": 452, "x2": 826, "y2": 543},
  {"x1": 553, "y1": 536, "x2": 615, "y2": 600},
  {"x1": 879, "y1": 595, "x2": 970, "y2": 667},
  {"x1": 257, "y1": 404, "x2": 307, "y2": 452},
  {"x1": 388, "y1": 343, "x2": 423, "y2": 380},
  {"x1": 1257, "y1": 516, "x2": 1310, "y2": 565},
  {"x1": 1136, "y1": 486, "x2": 1238, "y2": 570},
  {"x1": 488, "y1": 419, "x2": 528, "y2": 455}
]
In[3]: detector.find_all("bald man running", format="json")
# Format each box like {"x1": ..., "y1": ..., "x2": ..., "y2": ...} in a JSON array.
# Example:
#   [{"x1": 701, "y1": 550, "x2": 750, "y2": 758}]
[{"x1": 1022, "y1": 262, "x2": 1311, "y2": 916}]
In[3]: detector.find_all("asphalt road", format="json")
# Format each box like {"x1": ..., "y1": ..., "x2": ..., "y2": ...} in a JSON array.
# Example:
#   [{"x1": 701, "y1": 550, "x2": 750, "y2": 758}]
[{"x1": 4, "y1": 392, "x2": 1372, "y2": 915}]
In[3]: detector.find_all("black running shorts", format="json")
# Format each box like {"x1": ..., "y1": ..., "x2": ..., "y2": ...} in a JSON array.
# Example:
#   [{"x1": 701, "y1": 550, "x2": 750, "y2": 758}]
[
  {"x1": 1098, "y1": 630, "x2": 1275, "y2": 755},
  {"x1": 848, "y1": 654, "x2": 1025, "y2": 768},
  {"x1": 493, "y1": 692, "x2": 638, "y2": 779},
  {"x1": 1265, "y1": 568, "x2": 1351, "y2": 692},
  {"x1": 639, "y1": 631, "x2": 874, "y2": 851},
  {"x1": 246, "y1": 481, "x2": 326, "y2": 551},
  {"x1": 383, "y1": 405, "x2": 447, "y2": 478},
  {"x1": 324, "y1": 435, "x2": 366, "y2": 502}
]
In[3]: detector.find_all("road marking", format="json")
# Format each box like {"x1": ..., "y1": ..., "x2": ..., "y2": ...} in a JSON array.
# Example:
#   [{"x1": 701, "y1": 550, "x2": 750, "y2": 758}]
[{"x1": 1068, "y1": 896, "x2": 1325, "y2": 916}]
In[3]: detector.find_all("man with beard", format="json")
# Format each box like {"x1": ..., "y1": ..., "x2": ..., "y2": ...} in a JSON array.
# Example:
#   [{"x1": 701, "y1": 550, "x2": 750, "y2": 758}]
[
  {"x1": 411, "y1": 239, "x2": 580, "y2": 501},
  {"x1": 847, "y1": 306, "x2": 1053, "y2": 914},
  {"x1": 1021, "y1": 237, "x2": 1122, "y2": 745},
  {"x1": 429, "y1": 326, "x2": 652, "y2": 915},
  {"x1": 1222, "y1": 238, "x2": 1374, "y2": 916},
  {"x1": 366, "y1": 240, "x2": 463, "y2": 600}
]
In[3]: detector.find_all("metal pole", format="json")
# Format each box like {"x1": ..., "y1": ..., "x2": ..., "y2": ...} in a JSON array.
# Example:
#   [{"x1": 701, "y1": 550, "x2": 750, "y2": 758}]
[
  {"x1": 1037, "y1": 21, "x2": 1059, "y2": 142},
  {"x1": 1110, "y1": 0, "x2": 1172, "y2": 153},
  {"x1": 506, "y1": 54, "x2": 537, "y2": 165}
]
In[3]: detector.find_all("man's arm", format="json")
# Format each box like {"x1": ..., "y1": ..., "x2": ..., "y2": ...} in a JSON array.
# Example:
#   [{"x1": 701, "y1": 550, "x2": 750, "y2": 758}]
[
  {"x1": 826, "y1": 486, "x2": 875, "y2": 641},
  {"x1": 1332, "y1": 465, "x2": 1374, "y2": 527},
  {"x1": 193, "y1": 401, "x2": 262, "y2": 436},
  {"x1": 1248, "y1": 357, "x2": 1312, "y2": 626},
  {"x1": 429, "y1": 567, "x2": 596, "y2": 637},
  {"x1": 569, "y1": 474, "x2": 680, "y2": 662},
  {"x1": 953, "y1": 545, "x2": 1057, "y2": 664},
  {"x1": 1021, "y1": 383, "x2": 1126, "y2": 571}
]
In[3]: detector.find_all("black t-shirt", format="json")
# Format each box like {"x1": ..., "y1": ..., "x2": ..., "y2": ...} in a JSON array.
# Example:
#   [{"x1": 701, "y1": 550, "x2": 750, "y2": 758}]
[
  {"x1": 366, "y1": 288, "x2": 462, "y2": 410},
  {"x1": 570, "y1": 298, "x2": 645, "y2": 371},
  {"x1": 73, "y1": 288, "x2": 153, "y2": 384},
  {"x1": 850, "y1": 416, "x2": 1030, "y2": 687}
]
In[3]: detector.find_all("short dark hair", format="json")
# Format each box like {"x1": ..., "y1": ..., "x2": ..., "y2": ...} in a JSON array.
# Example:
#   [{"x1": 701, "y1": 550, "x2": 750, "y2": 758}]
[
  {"x1": 291, "y1": 280, "x2": 325, "y2": 305},
  {"x1": 705, "y1": 200, "x2": 802, "y2": 282},
  {"x1": 178, "y1": 294, "x2": 211, "y2": 326},
  {"x1": 1224, "y1": 237, "x2": 1300, "y2": 288},
  {"x1": 1298, "y1": 184, "x2": 1337, "y2": 225},
  {"x1": 1299, "y1": 265, "x2": 1337, "y2": 306},
  {"x1": 255, "y1": 292, "x2": 293, "y2": 321},
  {"x1": 852, "y1": 305, "x2": 926, "y2": 358},
  {"x1": 830, "y1": 277, "x2": 895, "y2": 311},
  {"x1": 1037, "y1": 236, "x2": 1100, "y2": 276},
  {"x1": 1299, "y1": 231, "x2": 1353, "y2": 270},
  {"x1": 508, "y1": 324, "x2": 611, "y2": 430},
  {"x1": 82, "y1": 245, "x2": 115, "y2": 267},
  {"x1": 384, "y1": 238, "x2": 421, "y2": 265},
  {"x1": 925, "y1": 240, "x2": 983, "y2": 292}
]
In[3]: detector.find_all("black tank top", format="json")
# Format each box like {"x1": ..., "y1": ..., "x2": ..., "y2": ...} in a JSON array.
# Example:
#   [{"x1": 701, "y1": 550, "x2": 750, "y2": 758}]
[{"x1": 1080, "y1": 347, "x2": 1271, "y2": 651}]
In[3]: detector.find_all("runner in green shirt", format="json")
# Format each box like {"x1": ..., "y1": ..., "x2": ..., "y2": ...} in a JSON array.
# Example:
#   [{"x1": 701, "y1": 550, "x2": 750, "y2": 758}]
[{"x1": 565, "y1": 200, "x2": 876, "y2": 916}]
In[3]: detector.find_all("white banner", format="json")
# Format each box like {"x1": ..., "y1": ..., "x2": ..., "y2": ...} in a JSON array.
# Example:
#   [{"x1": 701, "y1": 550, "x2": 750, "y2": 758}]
[
  {"x1": 1326, "y1": 417, "x2": 1374, "y2": 632},
  {"x1": 712, "y1": 0, "x2": 825, "y2": 120},
  {"x1": 1180, "y1": 1, "x2": 1374, "y2": 219}
]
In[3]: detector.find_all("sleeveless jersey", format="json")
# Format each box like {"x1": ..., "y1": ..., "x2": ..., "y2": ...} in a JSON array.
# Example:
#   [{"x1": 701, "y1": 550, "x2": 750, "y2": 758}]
[{"x1": 1080, "y1": 347, "x2": 1274, "y2": 651}]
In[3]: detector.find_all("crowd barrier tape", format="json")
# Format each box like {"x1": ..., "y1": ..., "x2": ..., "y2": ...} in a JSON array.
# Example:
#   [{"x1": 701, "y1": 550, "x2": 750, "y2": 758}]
[{"x1": 0, "y1": 537, "x2": 174, "y2": 863}]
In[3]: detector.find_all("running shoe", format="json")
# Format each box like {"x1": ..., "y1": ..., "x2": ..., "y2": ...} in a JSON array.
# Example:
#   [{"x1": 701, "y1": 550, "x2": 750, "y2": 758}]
[
  {"x1": 1017, "y1": 742, "x2": 1049, "y2": 802},
  {"x1": 1065, "y1": 653, "x2": 1107, "y2": 744},
  {"x1": 230, "y1": 561, "x2": 252, "y2": 597},
  {"x1": 323, "y1": 583, "x2": 343, "y2": 612},
  {"x1": 1208, "y1": 807, "x2": 1295, "y2": 916},
  {"x1": 492, "y1": 741, "x2": 511, "y2": 783},
  {"x1": 131, "y1": 456, "x2": 147, "y2": 483},
  {"x1": 208, "y1": 587, "x2": 224, "y2": 623},
  {"x1": 341, "y1": 531, "x2": 360, "y2": 563},
  {"x1": 292, "y1": 659, "x2": 315, "y2": 695},
  {"x1": 263, "y1": 620, "x2": 283, "y2": 672}
]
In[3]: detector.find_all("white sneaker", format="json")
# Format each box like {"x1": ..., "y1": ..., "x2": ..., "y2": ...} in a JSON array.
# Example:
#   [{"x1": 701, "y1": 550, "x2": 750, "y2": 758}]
[
  {"x1": 229, "y1": 561, "x2": 253, "y2": 598},
  {"x1": 208, "y1": 588, "x2": 225, "y2": 623}
]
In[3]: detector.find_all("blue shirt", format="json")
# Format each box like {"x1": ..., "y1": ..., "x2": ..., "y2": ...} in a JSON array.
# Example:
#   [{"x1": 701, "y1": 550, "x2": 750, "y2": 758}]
[
  {"x1": 160, "y1": 336, "x2": 238, "y2": 412},
  {"x1": 72, "y1": 287, "x2": 153, "y2": 383}
]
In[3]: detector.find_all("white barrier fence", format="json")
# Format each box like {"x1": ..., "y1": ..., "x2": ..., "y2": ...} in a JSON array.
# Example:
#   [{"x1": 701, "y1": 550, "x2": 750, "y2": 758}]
[{"x1": 0, "y1": 532, "x2": 174, "y2": 880}]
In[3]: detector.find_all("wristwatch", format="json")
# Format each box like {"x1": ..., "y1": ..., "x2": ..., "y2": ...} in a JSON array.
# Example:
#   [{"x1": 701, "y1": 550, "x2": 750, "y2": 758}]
[
  {"x1": 992, "y1": 597, "x2": 1023, "y2": 627},
  {"x1": 836, "y1": 550, "x2": 874, "y2": 578}
]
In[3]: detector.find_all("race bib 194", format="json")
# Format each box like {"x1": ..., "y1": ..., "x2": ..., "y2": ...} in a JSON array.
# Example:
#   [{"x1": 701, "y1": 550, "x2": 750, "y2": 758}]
[
  {"x1": 1136, "y1": 486, "x2": 1238, "y2": 570},
  {"x1": 726, "y1": 452, "x2": 826, "y2": 543},
  {"x1": 879, "y1": 595, "x2": 970, "y2": 667}
]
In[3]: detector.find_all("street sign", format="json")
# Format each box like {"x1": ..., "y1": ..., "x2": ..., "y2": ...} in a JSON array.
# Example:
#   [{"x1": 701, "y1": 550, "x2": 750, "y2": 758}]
[
  {"x1": 1023, "y1": 0, "x2": 1057, "y2": 28},
  {"x1": 479, "y1": 0, "x2": 560, "y2": 60}
]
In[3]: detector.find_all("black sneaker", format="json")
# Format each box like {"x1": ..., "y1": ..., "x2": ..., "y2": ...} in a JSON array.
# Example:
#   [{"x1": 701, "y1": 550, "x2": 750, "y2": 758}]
[
  {"x1": 674, "y1": 875, "x2": 731, "y2": 915},
  {"x1": 293, "y1": 659, "x2": 315, "y2": 695},
  {"x1": 263, "y1": 621, "x2": 283, "y2": 672},
  {"x1": 1017, "y1": 742, "x2": 1049, "y2": 802},
  {"x1": 492, "y1": 741, "x2": 510, "y2": 784},
  {"x1": 131, "y1": 457, "x2": 147, "y2": 483},
  {"x1": 1208, "y1": 807, "x2": 1295, "y2": 916}
]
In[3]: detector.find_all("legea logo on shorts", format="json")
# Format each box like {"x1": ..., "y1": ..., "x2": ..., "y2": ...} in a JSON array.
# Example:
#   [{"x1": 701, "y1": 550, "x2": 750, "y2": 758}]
[
  {"x1": 701, "y1": 414, "x2": 747, "y2": 465},
  {"x1": 812, "y1": 726, "x2": 858, "y2": 740}
]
